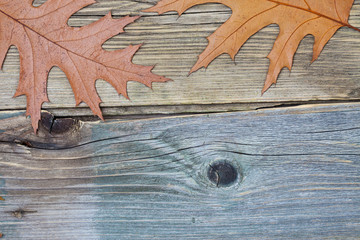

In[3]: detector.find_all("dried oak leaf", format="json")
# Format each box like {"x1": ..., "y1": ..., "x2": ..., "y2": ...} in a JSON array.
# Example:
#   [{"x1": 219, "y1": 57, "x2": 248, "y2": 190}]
[
  {"x1": 0, "y1": 0, "x2": 169, "y2": 132},
  {"x1": 145, "y1": 0, "x2": 359, "y2": 93}
]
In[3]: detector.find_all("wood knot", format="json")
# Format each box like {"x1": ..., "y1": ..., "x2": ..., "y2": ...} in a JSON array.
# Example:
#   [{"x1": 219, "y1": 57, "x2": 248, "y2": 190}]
[
  {"x1": 208, "y1": 161, "x2": 239, "y2": 187},
  {"x1": 10, "y1": 208, "x2": 37, "y2": 219},
  {"x1": 40, "y1": 111, "x2": 79, "y2": 134}
]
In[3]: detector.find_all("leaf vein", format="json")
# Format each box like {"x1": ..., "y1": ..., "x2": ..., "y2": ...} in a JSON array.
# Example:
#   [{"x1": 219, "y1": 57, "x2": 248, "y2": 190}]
[
  {"x1": 197, "y1": 4, "x2": 280, "y2": 67},
  {"x1": 273, "y1": 16, "x2": 321, "y2": 68}
]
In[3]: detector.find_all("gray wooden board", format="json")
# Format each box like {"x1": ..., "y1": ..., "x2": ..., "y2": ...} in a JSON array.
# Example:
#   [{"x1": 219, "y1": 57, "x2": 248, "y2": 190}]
[
  {"x1": 0, "y1": 103, "x2": 360, "y2": 239},
  {"x1": 1, "y1": 1, "x2": 360, "y2": 116}
]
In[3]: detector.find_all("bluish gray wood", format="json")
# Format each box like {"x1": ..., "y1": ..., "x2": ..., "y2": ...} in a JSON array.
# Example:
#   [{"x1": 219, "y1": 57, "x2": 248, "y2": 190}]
[{"x1": 0, "y1": 103, "x2": 359, "y2": 239}]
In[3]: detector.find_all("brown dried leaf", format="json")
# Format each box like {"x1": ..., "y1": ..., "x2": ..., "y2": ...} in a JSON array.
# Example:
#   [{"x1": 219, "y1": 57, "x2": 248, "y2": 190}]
[
  {"x1": 0, "y1": 0, "x2": 169, "y2": 132},
  {"x1": 145, "y1": 0, "x2": 358, "y2": 93}
]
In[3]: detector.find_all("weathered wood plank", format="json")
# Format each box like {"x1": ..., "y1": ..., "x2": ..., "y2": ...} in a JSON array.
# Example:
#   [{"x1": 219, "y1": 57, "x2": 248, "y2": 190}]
[
  {"x1": 0, "y1": 1, "x2": 360, "y2": 116},
  {"x1": 0, "y1": 103, "x2": 359, "y2": 239}
]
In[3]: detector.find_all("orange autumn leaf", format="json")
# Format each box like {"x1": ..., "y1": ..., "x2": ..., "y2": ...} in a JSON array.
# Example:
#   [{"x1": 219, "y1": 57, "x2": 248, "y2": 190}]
[
  {"x1": 145, "y1": 0, "x2": 359, "y2": 93},
  {"x1": 0, "y1": 0, "x2": 169, "y2": 132}
]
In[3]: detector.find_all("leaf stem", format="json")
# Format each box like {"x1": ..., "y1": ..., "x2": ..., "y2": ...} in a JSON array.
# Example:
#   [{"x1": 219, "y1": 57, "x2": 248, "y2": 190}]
[
  {"x1": 346, "y1": 24, "x2": 360, "y2": 33},
  {"x1": 268, "y1": 0, "x2": 360, "y2": 34}
]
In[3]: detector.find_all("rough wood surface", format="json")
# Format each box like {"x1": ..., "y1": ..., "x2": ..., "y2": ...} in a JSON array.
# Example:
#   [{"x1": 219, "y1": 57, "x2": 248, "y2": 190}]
[
  {"x1": 0, "y1": 0, "x2": 360, "y2": 116},
  {"x1": 0, "y1": 103, "x2": 359, "y2": 239}
]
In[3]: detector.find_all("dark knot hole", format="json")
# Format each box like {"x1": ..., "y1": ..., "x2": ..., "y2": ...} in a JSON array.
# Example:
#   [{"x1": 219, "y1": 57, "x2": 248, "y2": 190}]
[{"x1": 207, "y1": 161, "x2": 239, "y2": 187}]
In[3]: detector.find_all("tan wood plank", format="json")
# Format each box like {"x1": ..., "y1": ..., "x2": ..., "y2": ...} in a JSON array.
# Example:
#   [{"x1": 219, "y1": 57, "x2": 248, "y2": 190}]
[{"x1": 0, "y1": 0, "x2": 360, "y2": 116}]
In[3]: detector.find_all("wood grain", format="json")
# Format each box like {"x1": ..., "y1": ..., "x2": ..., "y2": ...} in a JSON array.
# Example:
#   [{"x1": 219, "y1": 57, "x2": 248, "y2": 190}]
[
  {"x1": 0, "y1": 0, "x2": 360, "y2": 116},
  {"x1": 0, "y1": 103, "x2": 359, "y2": 239}
]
